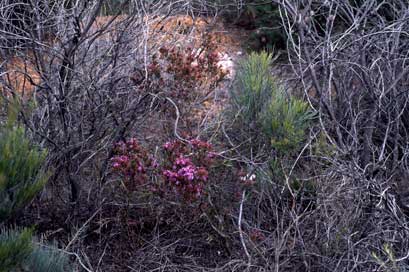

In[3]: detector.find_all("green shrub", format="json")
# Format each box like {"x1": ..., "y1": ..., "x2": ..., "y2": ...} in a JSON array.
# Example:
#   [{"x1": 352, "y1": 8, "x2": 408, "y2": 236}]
[
  {"x1": 0, "y1": 108, "x2": 70, "y2": 272},
  {"x1": 372, "y1": 243, "x2": 399, "y2": 272},
  {"x1": 0, "y1": 227, "x2": 33, "y2": 272},
  {"x1": 0, "y1": 124, "x2": 48, "y2": 222},
  {"x1": 263, "y1": 86, "x2": 315, "y2": 155},
  {"x1": 232, "y1": 52, "x2": 314, "y2": 155},
  {"x1": 100, "y1": 0, "x2": 129, "y2": 15},
  {"x1": 0, "y1": 227, "x2": 71, "y2": 272},
  {"x1": 232, "y1": 51, "x2": 274, "y2": 126},
  {"x1": 25, "y1": 240, "x2": 71, "y2": 272}
]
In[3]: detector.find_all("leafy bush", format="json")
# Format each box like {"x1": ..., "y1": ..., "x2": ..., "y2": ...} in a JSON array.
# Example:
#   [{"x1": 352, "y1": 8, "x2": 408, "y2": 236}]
[
  {"x1": 0, "y1": 124, "x2": 48, "y2": 222},
  {"x1": 243, "y1": 1, "x2": 286, "y2": 51},
  {"x1": 100, "y1": 0, "x2": 129, "y2": 15},
  {"x1": 232, "y1": 52, "x2": 314, "y2": 154},
  {"x1": 232, "y1": 51, "x2": 273, "y2": 126},
  {"x1": 0, "y1": 112, "x2": 70, "y2": 272},
  {"x1": 0, "y1": 227, "x2": 33, "y2": 272},
  {"x1": 25, "y1": 240, "x2": 71, "y2": 272},
  {"x1": 263, "y1": 85, "x2": 315, "y2": 155},
  {"x1": 0, "y1": 227, "x2": 70, "y2": 272}
]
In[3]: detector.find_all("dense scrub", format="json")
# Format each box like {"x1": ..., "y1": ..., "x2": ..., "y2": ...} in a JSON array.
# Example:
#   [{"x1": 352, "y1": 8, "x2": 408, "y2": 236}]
[
  {"x1": 1, "y1": 0, "x2": 409, "y2": 271},
  {"x1": 0, "y1": 102, "x2": 70, "y2": 271}
]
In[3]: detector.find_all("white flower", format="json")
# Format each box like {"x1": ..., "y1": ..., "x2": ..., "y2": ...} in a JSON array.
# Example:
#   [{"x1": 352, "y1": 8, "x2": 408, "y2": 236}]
[{"x1": 240, "y1": 173, "x2": 256, "y2": 181}]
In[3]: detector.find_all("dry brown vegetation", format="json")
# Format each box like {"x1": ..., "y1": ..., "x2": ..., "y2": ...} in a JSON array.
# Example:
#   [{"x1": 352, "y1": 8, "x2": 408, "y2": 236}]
[
  {"x1": 1, "y1": 55, "x2": 39, "y2": 96},
  {"x1": 1, "y1": 1, "x2": 409, "y2": 271}
]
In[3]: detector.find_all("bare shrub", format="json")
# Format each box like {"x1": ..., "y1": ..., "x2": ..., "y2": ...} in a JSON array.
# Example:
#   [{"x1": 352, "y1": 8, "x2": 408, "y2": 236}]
[
  {"x1": 274, "y1": 0, "x2": 409, "y2": 270},
  {"x1": 0, "y1": 0, "x2": 211, "y2": 203}
]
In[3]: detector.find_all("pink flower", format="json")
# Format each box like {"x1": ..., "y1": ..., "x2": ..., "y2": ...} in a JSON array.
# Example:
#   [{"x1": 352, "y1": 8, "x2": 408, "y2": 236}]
[
  {"x1": 195, "y1": 184, "x2": 203, "y2": 195},
  {"x1": 163, "y1": 140, "x2": 177, "y2": 151},
  {"x1": 175, "y1": 156, "x2": 192, "y2": 167},
  {"x1": 137, "y1": 163, "x2": 144, "y2": 173},
  {"x1": 150, "y1": 158, "x2": 159, "y2": 168},
  {"x1": 163, "y1": 141, "x2": 172, "y2": 149},
  {"x1": 163, "y1": 170, "x2": 178, "y2": 182},
  {"x1": 111, "y1": 137, "x2": 216, "y2": 200},
  {"x1": 178, "y1": 165, "x2": 196, "y2": 181},
  {"x1": 126, "y1": 138, "x2": 139, "y2": 150},
  {"x1": 119, "y1": 155, "x2": 129, "y2": 162},
  {"x1": 111, "y1": 155, "x2": 130, "y2": 168}
]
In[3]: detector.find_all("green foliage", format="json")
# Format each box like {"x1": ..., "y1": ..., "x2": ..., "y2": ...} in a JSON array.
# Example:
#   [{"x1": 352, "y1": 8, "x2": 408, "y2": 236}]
[
  {"x1": 0, "y1": 108, "x2": 70, "y2": 272},
  {"x1": 25, "y1": 241, "x2": 71, "y2": 272},
  {"x1": 0, "y1": 227, "x2": 71, "y2": 272},
  {"x1": 263, "y1": 86, "x2": 315, "y2": 155},
  {"x1": 0, "y1": 227, "x2": 33, "y2": 272},
  {"x1": 0, "y1": 124, "x2": 48, "y2": 222},
  {"x1": 372, "y1": 243, "x2": 399, "y2": 272},
  {"x1": 232, "y1": 52, "x2": 314, "y2": 155},
  {"x1": 232, "y1": 51, "x2": 274, "y2": 125}
]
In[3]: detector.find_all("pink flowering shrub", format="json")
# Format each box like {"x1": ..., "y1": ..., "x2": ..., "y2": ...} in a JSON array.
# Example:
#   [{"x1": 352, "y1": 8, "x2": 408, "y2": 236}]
[
  {"x1": 162, "y1": 139, "x2": 215, "y2": 201},
  {"x1": 110, "y1": 138, "x2": 158, "y2": 190},
  {"x1": 110, "y1": 138, "x2": 216, "y2": 202}
]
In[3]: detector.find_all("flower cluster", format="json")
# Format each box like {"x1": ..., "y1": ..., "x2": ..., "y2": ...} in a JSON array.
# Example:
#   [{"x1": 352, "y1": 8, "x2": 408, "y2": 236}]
[
  {"x1": 162, "y1": 139, "x2": 214, "y2": 200},
  {"x1": 110, "y1": 138, "x2": 158, "y2": 189},
  {"x1": 132, "y1": 35, "x2": 227, "y2": 106},
  {"x1": 111, "y1": 138, "x2": 216, "y2": 201},
  {"x1": 162, "y1": 156, "x2": 208, "y2": 198}
]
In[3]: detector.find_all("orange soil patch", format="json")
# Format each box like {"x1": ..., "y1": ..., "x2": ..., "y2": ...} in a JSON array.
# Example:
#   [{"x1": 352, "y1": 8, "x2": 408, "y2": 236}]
[
  {"x1": 87, "y1": 15, "x2": 127, "y2": 41},
  {"x1": 1, "y1": 56, "x2": 40, "y2": 96},
  {"x1": 79, "y1": 15, "x2": 223, "y2": 53},
  {"x1": 150, "y1": 15, "x2": 245, "y2": 52},
  {"x1": 89, "y1": 15, "x2": 238, "y2": 50},
  {"x1": 92, "y1": 15, "x2": 126, "y2": 28}
]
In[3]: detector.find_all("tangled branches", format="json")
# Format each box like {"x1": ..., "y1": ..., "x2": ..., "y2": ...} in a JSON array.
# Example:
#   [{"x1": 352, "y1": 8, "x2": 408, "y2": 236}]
[{"x1": 276, "y1": 0, "x2": 409, "y2": 270}]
